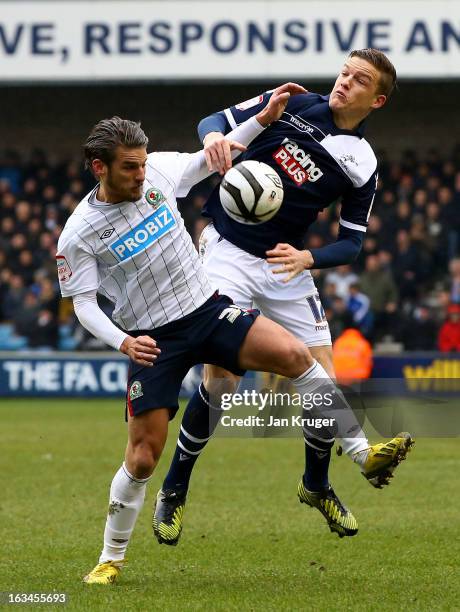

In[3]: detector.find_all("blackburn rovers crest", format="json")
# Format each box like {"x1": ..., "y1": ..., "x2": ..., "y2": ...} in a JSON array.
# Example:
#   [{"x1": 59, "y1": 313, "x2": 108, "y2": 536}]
[
  {"x1": 129, "y1": 381, "x2": 144, "y2": 401},
  {"x1": 145, "y1": 187, "x2": 165, "y2": 208}
]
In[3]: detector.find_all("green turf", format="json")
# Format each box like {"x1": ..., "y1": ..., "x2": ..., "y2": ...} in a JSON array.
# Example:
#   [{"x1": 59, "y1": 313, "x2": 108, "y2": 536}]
[{"x1": 1, "y1": 399, "x2": 458, "y2": 611}]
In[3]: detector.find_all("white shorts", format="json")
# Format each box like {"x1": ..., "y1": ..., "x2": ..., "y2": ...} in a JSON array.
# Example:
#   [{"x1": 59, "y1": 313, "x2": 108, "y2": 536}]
[{"x1": 199, "y1": 223, "x2": 331, "y2": 347}]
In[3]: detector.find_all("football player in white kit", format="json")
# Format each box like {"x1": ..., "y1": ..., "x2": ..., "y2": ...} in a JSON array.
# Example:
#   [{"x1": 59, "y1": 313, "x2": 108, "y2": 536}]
[
  {"x1": 57, "y1": 84, "x2": 374, "y2": 585},
  {"x1": 156, "y1": 50, "x2": 413, "y2": 547}
]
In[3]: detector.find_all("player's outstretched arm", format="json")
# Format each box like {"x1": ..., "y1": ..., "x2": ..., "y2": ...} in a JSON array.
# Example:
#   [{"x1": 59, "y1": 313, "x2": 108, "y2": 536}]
[
  {"x1": 203, "y1": 82, "x2": 307, "y2": 175},
  {"x1": 73, "y1": 291, "x2": 160, "y2": 366},
  {"x1": 178, "y1": 114, "x2": 269, "y2": 195}
]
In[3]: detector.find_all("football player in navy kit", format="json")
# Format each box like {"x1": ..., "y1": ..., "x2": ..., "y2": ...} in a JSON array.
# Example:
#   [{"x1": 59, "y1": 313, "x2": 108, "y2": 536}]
[{"x1": 154, "y1": 49, "x2": 414, "y2": 543}]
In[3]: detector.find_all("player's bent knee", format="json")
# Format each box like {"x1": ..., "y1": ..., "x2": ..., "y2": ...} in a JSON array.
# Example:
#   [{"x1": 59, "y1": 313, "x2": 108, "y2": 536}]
[
  {"x1": 279, "y1": 340, "x2": 313, "y2": 379},
  {"x1": 129, "y1": 451, "x2": 156, "y2": 478},
  {"x1": 127, "y1": 440, "x2": 163, "y2": 478}
]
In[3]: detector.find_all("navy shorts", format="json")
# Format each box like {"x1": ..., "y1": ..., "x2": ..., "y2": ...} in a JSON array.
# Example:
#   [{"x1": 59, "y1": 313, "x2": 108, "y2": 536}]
[{"x1": 125, "y1": 293, "x2": 259, "y2": 419}]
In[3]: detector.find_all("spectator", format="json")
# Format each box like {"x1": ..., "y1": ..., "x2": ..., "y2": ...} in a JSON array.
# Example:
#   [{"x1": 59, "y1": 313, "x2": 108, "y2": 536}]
[
  {"x1": 0, "y1": 217, "x2": 15, "y2": 251},
  {"x1": 333, "y1": 325, "x2": 373, "y2": 386},
  {"x1": 12, "y1": 291, "x2": 58, "y2": 349},
  {"x1": 359, "y1": 254, "x2": 399, "y2": 340},
  {"x1": 3, "y1": 275, "x2": 27, "y2": 320},
  {"x1": 17, "y1": 250, "x2": 36, "y2": 286},
  {"x1": 12, "y1": 291, "x2": 40, "y2": 338},
  {"x1": 400, "y1": 306, "x2": 439, "y2": 351},
  {"x1": 0, "y1": 265, "x2": 12, "y2": 320},
  {"x1": 447, "y1": 258, "x2": 460, "y2": 303},
  {"x1": 327, "y1": 296, "x2": 354, "y2": 341},
  {"x1": 438, "y1": 304, "x2": 460, "y2": 352},
  {"x1": 37, "y1": 277, "x2": 60, "y2": 316},
  {"x1": 324, "y1": 264, "x2": 358, "y2": 301},
  {"x1": 392, "y1": 229, "x2": 422, "y2": 302},
  {"x1": 347, "y1": 282, "x2": 373, "y2": 338}
]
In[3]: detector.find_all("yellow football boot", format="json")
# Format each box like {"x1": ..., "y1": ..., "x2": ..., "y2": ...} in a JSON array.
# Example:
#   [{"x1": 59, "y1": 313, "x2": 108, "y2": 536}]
[
  {"x1": 298, "y1": 479, "x2": 358, "y2": 538},
  {"x1": 358, "y1": 432, "x2": 414, "y2": 488},
  {"x1": 83, "y1": 560, "x2": 124, "y2": 585}
]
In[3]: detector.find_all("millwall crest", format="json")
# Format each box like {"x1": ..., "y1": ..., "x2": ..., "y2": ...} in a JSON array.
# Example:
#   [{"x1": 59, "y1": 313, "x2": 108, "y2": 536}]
[
  {"x1": 145, "y1": 187, "x2": 165, "y2": 208},
  {"x1": 129, "y1": 380, "x2": 144, "y2": 400}
]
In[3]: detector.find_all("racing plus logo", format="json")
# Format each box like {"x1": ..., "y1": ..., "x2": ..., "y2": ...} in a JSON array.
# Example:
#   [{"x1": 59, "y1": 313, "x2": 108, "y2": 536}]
[{"x1": 272, "y1": 138, "x2": 323, "y2": 186}]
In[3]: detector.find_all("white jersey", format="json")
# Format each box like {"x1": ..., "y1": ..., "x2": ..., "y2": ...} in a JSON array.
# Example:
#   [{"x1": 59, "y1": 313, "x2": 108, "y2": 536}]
[{"x1": 57, "y1": 151, "x2": 214, "y2": 330}]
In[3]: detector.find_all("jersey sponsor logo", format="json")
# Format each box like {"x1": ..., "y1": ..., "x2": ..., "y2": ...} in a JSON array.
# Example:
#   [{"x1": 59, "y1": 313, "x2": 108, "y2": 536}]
[
  {"x1": 56, "y1": 255, "x2": 72, "y2": 282},
  {"x1": 272, "y1": 138, "x2": 323, "y2": 186},
  {"x1": 100, "y1": 228, "x2": 115, "y2": 240},
  {"x1": 109, "y1": 203, "x2": 176, "y2": 261},
  {"x1": 145, "y1": 187, "x2": 165, "y2": 208},
  {"x1": 129, "y1": 380, "x2": 143, "y2": 400},
  {"x1": 235, "y1": 94, "x2": 264, "y2": 111}
]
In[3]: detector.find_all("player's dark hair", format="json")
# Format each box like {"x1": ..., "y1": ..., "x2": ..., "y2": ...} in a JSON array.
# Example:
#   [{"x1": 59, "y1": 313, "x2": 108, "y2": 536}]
[
  {"x1": 83, "y1": 116, "x2": 148, "y2": 170},
  {"x1": 349, "y1": 49, "x2": 397, "y2": 98}
]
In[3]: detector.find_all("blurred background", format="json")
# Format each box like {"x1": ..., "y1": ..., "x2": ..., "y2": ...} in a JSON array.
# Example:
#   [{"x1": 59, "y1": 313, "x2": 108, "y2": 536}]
[{"x1": 1, "y1": 0, "x2": 460, "y2": 394}]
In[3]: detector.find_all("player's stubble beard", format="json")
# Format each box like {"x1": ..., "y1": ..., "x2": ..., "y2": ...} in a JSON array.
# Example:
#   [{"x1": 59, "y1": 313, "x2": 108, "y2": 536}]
[{"x1": 106, "y1": 167, "x2": 143, "y2": 203}]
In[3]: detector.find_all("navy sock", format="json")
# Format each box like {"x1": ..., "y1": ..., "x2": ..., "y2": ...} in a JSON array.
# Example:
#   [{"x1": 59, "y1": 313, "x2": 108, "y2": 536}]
[
  {"x1": 302, "y1": 404, "x2": 336, "y2": 492},
  {"x1": 163, "y1": 383, "x2": 221, "y2": 492},
  {"x1": 303, "y1": 437, "x2": 334, "y2": 492}
]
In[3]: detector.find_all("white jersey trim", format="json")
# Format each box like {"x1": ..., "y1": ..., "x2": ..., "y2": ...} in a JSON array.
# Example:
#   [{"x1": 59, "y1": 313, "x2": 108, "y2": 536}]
[
  {"x1": 339, "y1": 217, "x2": 367, "y2": 232},
  {"x1": 224, "y1": 107, "x2": 238, "y2": 130}
]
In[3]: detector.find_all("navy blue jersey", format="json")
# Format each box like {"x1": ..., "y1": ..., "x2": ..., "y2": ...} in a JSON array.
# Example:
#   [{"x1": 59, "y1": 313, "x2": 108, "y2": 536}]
[{"x1": 200, "y1": 92, "x2": 378, "y2": 261}]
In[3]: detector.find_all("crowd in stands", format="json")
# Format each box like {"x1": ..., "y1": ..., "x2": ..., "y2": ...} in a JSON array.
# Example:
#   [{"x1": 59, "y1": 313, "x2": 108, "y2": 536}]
[{"x1": 1, "y1": 145, "x2": 460, "y2": 352}]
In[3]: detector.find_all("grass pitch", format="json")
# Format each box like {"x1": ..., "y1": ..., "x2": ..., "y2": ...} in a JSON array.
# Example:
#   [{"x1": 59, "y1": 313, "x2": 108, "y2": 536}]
[{"x1": 1, "y1": 399, "x2": 459, "y2": 611}]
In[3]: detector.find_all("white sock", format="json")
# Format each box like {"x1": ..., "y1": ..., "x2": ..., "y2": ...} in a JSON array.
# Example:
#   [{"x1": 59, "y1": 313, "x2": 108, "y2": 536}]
[
  {"x1": 342, "y1": 437, "x2": 370, "y2": 457},
  {"x1": 292, "y1": 361, "x2": 369, "y2": 457},
  {"x1": 99, "y1": 463, "x2": 150, "y2": 563}
]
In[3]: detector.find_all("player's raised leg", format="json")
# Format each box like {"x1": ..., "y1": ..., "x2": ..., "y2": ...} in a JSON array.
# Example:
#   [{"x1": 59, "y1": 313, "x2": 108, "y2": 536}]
[
  {"x1": 309, "y1": 345, "x2": 414, "y2": 488},
  {"x1": 237, "y1": 316, "x2": 359, "y2": 537},
  {"x1": 84, "y1": 407, "x2": 170, "y2": 584}
]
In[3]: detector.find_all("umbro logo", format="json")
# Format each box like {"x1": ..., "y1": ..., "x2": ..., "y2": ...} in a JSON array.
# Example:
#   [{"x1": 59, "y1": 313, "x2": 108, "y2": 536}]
[
  {"x1": 100, "y1": 228, "x2": 115, "y2": 239},
  {"x1": 179, "y1": 453, "x2": 190, "y2": 461}
]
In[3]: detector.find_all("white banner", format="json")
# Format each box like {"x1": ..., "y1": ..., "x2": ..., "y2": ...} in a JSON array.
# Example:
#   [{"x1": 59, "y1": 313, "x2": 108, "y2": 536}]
[{"x1": 1, "y1": 1, "x2": 460, "y2": 81}]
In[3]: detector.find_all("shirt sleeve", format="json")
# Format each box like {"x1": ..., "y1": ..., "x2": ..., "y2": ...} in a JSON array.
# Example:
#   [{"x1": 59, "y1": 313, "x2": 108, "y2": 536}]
[
  {"x1": 197, "y1": 111, "x2": 229, "y2": 142},
  {"x1": 56, "y1": 236, "x2": 99, "y2": 297},
  {"x1": 197, "y1": 91, "x2": 273, "y2": 142},
  {"x1": 309, "y1": 224, "x2": 364, "y2": 269},
  {"x1": 152, "y1": 115, "x2": 267, "y2": 198},
  {"x1": 73, "y1": 290, "x2": 128, "y2": 350},
  {"x1": 339, "y1": 171, "x2": 378, "y2": 233}
]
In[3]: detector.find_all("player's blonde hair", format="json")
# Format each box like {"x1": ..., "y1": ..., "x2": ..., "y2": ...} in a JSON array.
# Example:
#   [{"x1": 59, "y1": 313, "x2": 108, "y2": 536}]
[
  {"x1": 349, "y1": 49, "x2": 397, "y2": 98},
  {"x1": 83, "y1": 116, "x2": 148, "y2": 170}
]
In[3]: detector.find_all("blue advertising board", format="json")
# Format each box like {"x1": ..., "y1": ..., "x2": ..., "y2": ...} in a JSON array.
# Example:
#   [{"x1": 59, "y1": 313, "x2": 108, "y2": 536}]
[
  {"x1": 0, "y1": 352, "x2": 459, "y2": 397},
  {"x1": 0, "y1": 353, "x2": 202, "y2": 398}
]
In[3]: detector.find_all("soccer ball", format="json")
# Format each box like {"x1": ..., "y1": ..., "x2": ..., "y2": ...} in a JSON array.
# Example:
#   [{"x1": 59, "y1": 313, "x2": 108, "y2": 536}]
[{"x1": 219, "y1": 160, "x2": 284, "y2": 224}]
